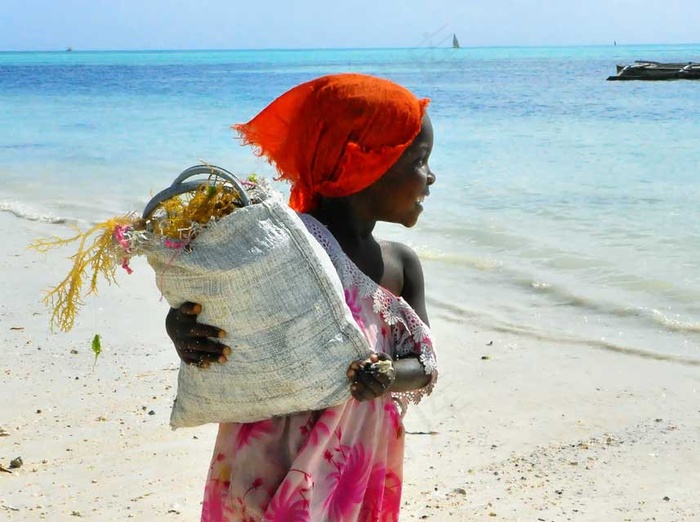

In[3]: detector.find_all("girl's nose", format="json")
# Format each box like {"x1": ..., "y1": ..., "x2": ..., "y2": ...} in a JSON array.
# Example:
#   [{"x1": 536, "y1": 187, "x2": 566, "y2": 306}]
[{"x1": 427, "y1": 169, "x2": 436, "y2": 185}]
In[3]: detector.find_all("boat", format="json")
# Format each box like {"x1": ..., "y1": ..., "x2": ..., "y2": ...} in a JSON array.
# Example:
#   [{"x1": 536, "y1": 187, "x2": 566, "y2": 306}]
[
  {"x1": 452, "y1": 34, "x2": 460, "y2": 49},
  {"x1": 607, "y1": 61, "x2": 700, "y2": 81}
]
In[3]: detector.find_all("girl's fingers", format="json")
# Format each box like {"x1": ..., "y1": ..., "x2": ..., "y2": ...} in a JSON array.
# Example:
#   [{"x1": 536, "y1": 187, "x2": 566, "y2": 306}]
[
  {"x1": 179, "y1": 337, "x2": 229, "y2": 355},
  {"x1": 351, "y1": 383, "x2": 375, "y2": 402},
  {"x1": 178, "y1": 302, "x2": 202, "y2": 315},
  {"x1": 186, "y1": 323, "x2": 226, "y2": 339},
  {"x1": 355, "y1": 371, "x2": 386, "y2": 397},
  {"x1": 346, "y1": 360, "x2": 362, "y2": 379},
  {"x1": 181, "y1": 349, "x2": 228, "y2": 367},
  {"x1": 348, "y1": 353, "x2": 397, "y2": 400}
]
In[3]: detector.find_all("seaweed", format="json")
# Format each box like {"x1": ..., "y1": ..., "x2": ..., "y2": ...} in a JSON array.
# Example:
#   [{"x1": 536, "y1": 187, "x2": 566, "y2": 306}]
[{"x1": 31, "y1": 174, "x2": 258, "y2": 333}]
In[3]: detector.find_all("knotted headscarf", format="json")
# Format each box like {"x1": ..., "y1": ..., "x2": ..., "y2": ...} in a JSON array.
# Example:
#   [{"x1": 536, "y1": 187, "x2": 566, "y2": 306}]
[{"x1": 234, "y1": 73, "x2": 430, "y2": 212}]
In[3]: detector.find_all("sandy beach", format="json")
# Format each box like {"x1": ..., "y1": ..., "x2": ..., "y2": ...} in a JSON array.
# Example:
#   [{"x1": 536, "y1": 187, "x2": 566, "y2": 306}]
[{"x1": 1, "y1": 211, "x2": 699, "y2": 522}]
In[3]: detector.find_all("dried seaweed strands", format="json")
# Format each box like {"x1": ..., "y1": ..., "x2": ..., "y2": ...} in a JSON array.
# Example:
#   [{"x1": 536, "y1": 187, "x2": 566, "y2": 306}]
[
  {"x1": 30, "y1": 215, "x2": 140, "y2": 332},
  {"x1": 31, "y1": 179, "x2": 244, "y2": 333},
  {"x1": 151, "y1": 182, "x2": 241, "y2": 241}
]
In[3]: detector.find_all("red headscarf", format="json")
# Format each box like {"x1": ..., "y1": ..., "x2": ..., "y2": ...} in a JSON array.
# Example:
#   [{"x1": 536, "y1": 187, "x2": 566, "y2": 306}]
[{"x1": 234, "y1": 73, "x2": 430, "y2": 212}]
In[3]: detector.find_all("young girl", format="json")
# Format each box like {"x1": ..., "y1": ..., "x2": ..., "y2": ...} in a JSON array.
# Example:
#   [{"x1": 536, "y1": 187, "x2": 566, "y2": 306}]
[{"x1": 166, "y1": 73, "x2": 438, "y2": 522}]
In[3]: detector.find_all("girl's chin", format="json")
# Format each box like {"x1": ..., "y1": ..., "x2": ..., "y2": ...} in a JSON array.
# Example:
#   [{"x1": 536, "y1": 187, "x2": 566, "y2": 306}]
[{"x1": 401, "y1": 210, "x2": 422, "y2": 228}]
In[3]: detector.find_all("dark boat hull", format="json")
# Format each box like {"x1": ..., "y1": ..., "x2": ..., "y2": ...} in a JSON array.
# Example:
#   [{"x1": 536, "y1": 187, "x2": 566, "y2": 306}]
[{"x1": 608, "y1": 61, "x2": 700, "y2": 81}]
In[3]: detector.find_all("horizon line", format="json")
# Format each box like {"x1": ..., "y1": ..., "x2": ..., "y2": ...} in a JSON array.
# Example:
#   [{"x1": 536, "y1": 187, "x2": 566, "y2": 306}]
[{"x1": 2, "y1": 41, "x2": 700, "y2": 53}]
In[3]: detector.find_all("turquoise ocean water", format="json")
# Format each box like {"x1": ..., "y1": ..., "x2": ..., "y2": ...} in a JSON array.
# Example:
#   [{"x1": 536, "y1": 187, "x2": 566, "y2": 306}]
[{"x1": 1, "y1": 44, "x2": 699, "y2": 363}]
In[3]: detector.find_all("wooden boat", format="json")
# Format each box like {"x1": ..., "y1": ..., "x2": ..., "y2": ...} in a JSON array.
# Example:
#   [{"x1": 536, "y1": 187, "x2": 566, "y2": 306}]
[{"x1": 608, "y1": 61, "x2": 700, "y2": 81}]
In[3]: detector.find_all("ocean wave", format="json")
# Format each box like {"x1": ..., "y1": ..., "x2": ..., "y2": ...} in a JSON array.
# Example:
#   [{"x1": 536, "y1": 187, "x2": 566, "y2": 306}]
[
  {"x1": 420, "y1": 247, "x2": 700, "y2": 336},
  {"x1": 648, "y1": 309, "x2": 700, "y2": 334},
  {"x1": 416, "y1": 247, "x2": 504, "y2": 271},
  {"x1": 520, "y1": 277, "x2": 700, "y2": 335},
  {"x1": 492, "y1": 323, "x2": 700, "y2": 367},
  {"x1": 0, "y1": 142, "x2": 49, "y2": 150},
  {"x1": 428, "y1": 296, "x2": 700, "y2": 367},
  {"x1": 0, "y1": 200, "x2": 74, "y2": 225}
]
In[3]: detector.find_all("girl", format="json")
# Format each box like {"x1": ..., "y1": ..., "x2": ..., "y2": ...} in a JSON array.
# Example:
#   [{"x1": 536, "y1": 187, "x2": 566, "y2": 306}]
[{"x1": 167, "y1": 73, "x2": 438, "y2": 522}]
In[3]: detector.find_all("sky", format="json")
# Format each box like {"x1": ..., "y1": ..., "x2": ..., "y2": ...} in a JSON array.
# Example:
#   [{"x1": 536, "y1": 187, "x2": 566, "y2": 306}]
[{"x1": 0, "y1": 0, "x2": 698, "y2": 51}]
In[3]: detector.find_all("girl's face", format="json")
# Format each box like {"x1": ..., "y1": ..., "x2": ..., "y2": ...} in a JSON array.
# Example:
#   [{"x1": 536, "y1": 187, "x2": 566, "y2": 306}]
[{"x1": 351, "y1": 114, "x2": 436, "y2": 227}]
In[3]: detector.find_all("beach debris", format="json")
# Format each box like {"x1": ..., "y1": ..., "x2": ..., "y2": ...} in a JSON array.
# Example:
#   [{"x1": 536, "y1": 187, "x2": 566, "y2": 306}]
[
  {"x1": 481, "y1": 355, "x2": 491, "y2": 360},
  {"x1": 92, "y1": 334, "x2": 102, "y2": 367},
  {"x1": 130, "y1": 492, "x2": 154, "y2": 502},
  {"x1": 9, "y1": 457, "x2": 23, "y2": 469},
  {"x1": 0, "y1": 427, "x2": 9, "y2": 437},
  {"x1": 0, "y1": 465, "x2": 12, "y2": 474},
  {"x1": 70, "y1": 511, "x2": 83, "y2": 517},
  {"x1": 9, "y1": 326, "x2": 24, "y2": 330},
  {"x1": 486, "y1": 340, "x2": 493, "y2": 346}
]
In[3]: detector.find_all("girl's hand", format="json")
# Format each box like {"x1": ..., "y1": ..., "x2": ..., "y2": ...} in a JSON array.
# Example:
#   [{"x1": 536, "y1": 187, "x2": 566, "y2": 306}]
[
  {"x1": 165, "y1": 302, "x2": 230, "y2": 368},
  {"x1": 346, "y1": 353, "x2": 396, "y2": 402}
]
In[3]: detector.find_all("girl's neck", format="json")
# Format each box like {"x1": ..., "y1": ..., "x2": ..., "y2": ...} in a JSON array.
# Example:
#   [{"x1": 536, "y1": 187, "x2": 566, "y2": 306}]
[
  {"x1": 310, "y1": 197, "x2": 385, "y2": 284},
  {"x1": 310, "y1": 197, "x2": 377, "y2": 247}
]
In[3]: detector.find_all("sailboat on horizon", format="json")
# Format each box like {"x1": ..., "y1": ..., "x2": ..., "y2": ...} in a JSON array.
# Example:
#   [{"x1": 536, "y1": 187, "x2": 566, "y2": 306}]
[{"x1": 452, "y1": 33, "x2": 460, "y2": 49}]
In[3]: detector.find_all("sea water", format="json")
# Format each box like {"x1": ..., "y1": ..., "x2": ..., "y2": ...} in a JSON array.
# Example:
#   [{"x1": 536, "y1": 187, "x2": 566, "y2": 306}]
[{"x1": 1, "y1": 44, "x2": 698, "y2": 363}]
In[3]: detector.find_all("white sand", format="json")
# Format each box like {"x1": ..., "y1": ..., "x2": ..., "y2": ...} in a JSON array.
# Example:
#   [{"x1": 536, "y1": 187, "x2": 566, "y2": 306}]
[{"x1": 1, "y1": 213, "x2": 699, "y2": 521}]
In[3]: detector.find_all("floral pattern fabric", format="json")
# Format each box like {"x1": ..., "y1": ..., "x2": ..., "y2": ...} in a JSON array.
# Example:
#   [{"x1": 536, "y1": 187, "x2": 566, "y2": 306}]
[{"x1": 201, "y1": 215, "x2": 437, "y2": 521}]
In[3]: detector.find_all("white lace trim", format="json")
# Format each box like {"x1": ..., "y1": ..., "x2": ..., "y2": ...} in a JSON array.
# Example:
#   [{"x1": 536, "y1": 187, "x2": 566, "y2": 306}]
[{"x1": 300, "y1": 214, "x2": 438, "y2": 405}]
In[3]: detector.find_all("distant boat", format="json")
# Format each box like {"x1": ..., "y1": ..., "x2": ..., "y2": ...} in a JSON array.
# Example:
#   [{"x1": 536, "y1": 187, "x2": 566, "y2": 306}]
[
  {"x1": 65, "y1": 46, "x2": 73, "y2": 52},
  {"x1": 608, "y1": 61, "x2": 700, "y2": 81},
  {"x1": 452, "y1": 34, "x2": 460, "y2": 49}
]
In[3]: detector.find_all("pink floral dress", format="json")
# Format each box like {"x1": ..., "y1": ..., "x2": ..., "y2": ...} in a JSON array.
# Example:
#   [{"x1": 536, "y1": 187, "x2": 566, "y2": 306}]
[{"x1": 201, "y1": 215, "x2": 438, "y2": 522}]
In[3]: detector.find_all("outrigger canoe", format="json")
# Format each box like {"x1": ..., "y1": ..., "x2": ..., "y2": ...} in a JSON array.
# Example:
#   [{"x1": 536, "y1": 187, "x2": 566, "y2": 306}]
[{"x1": 607, "y1": 61, "x2": 700, "y2": 81}]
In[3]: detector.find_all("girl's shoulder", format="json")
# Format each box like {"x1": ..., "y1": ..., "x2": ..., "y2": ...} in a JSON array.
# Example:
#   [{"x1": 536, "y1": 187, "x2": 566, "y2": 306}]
[{"x1": 379, "y1": 240, "x2": 428, "y2": 325}]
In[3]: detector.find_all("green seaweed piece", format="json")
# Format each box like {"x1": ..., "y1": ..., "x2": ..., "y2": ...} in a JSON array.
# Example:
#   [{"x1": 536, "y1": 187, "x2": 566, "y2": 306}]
[{"x1": 91, "y1": 334, "x2": 102, "y2": 368}]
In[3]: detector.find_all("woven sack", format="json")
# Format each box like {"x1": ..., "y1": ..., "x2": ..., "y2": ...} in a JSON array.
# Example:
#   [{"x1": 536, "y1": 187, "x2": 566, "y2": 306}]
[{"x1": 144, "y1": 167, "x2": 372, "y2": 428}]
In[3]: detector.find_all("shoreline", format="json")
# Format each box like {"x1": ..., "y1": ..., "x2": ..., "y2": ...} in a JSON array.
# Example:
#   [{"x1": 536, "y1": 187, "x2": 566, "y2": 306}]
[{"x1": 2, "y1": 213, "x2": 699, "y2": 521}]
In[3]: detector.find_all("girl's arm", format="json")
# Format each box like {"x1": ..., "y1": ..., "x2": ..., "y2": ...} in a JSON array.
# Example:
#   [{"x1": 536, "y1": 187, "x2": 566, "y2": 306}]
[
  {"x1": 392, "y1": 243, "x2": 432, "y2": 388},
  {"x1": 348, "y1": 242, "x2": 432, "y2": 401}
]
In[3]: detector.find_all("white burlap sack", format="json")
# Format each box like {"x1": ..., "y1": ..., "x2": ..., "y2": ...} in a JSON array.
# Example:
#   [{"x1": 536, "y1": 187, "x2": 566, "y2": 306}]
[{"x1": 146, "y1": 190, "x2": 372, "y2": 428}]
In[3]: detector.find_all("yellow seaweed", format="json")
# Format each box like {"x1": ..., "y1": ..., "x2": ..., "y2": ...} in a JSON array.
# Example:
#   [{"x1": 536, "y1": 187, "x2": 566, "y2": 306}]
[
  {"x1": 32, "y1": 176, "x2": 249, "y2": 333},
  {"x1": 152, "y1": 182, "x2": 240, "y2": 240},
  {"x1": 30, "y1": 215, "x2": 137, "y2": 332}
]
